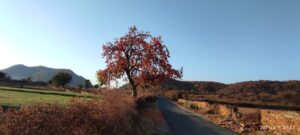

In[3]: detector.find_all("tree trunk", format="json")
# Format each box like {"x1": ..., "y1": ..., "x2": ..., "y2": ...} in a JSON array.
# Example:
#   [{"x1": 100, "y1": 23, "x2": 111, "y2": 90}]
[
  {"x1": 125, "y1": 70, "x2": 137, "y2": 97},
  {"x1": 131, "y1": 84, "x2": 137, "y2": 97}
]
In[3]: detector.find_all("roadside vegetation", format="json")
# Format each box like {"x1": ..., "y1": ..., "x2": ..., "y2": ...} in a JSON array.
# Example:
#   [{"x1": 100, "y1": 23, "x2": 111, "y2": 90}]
[{"x1": 0, "y1": 91, "x2": 159, "y2": 135}]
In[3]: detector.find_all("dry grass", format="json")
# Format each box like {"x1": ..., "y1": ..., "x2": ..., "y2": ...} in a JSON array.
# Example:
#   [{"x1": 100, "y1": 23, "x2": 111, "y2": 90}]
[
  {"x1": 163, "y1": 90, "x2": 181, "y2": 101},
  {"x1": 0, "y1": 91, "x2": 156, "y2": 135}
]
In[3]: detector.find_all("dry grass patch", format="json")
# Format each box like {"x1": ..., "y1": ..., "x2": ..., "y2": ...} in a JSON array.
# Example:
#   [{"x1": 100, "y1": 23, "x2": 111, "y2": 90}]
[{"x1": 0, "y1": 91, "x2": 156, "y2": 135}]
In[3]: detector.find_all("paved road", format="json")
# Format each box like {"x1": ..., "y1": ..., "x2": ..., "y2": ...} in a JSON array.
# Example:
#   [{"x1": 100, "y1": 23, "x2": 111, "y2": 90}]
[{"x1": 158, "y1": 97, "x2": 237, "y2": 135}]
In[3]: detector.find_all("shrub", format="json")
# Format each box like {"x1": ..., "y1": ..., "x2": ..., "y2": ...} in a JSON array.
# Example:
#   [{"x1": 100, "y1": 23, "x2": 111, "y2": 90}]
[
  {"x1": 164, "y1": 90, "x2": 181, "y2": 101},
  {"x1": 0, "y1": 91, "x2": 155, "y2": 135},
  {"x1": 0, "y1": 107, "x2": 8, "y2": 135},
  {"x1": 135, "y1": 93, "x2": 157, "y2": 108},
  {"x1": 184, "y1": 101, "x2": 193, "y2": 109}
]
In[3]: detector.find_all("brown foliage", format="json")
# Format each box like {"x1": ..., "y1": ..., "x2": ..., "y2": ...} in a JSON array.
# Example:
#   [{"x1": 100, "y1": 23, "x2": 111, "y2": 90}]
[
  {"x1": 98, "y1": 26, "x2": 182, "y2": 97},
  {"x1": 0, "y1": 107, "x2": 8, "y2": 135},
  {"x1": 0, "y1": 91, "x2": 155, "y2": 135}
]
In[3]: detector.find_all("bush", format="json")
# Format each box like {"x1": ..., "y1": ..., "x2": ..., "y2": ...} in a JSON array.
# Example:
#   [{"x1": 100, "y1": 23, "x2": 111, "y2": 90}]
[
  {"x1": 135, "y1": 93, "x2": 157, "y2": 108},
  {"x1": 0, "y1": 107, "x2": 8, "y2": 135},
  {"x1": 164, "y1": 90, "x2": 181, "y2": 101},
  {"x1": 0, "y1": 91, "x2": 155, "y2": 135}
]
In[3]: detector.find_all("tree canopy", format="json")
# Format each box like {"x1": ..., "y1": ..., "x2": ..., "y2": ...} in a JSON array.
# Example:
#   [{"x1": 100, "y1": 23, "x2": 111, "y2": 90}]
[
  {"x1": 0, "y1": 72, "x2": 6, "y2": 80},
  {"x1": 51, "y1": 72, "x2": 72, "y2": 90},
  {"x1": 98, "y1": 26, "x2": 182, "y2": 97},
  {"x1": 85, "y1": 79, "x2": 92, "y2": 88},
  {"x1": 96, "y1": 70, "x2": 105, "y2": 90}
]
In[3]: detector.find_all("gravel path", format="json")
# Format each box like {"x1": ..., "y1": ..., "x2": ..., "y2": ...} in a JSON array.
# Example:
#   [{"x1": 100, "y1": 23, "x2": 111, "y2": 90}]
[{"x1": 158, "y1": 97, "x2": 237, "y2": 135}]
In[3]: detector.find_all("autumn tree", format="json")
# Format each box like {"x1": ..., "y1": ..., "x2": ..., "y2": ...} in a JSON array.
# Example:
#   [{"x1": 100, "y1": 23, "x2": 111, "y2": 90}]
[
  {"x1": 98, "y1": 26, "x2": 182, "y2": 97},
  {"x1": 51, "y1": 72, "x2": 72, "y2": 90},
  {"x1": 96, "y1": 70, "x2": 105, "y2": 90}
]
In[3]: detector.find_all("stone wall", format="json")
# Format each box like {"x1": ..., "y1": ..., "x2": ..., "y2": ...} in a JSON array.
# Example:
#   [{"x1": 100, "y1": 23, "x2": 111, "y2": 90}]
[
  {"x1": 218, "y1": 105, "x2": 234, "y2": 117},
  {"x1": 192, "y1": 101, "x2": 210, "y2": 110},
  {"x1": 238, "y1": 107, "x2": 260, "y2": 115},
  {"x1": 177, "y1": 98, "x2": 300, "y2": 134},
  {"x1": 261, "y1": 109, "x2": 300, "y2": 134},
  {"x1": 178, "y1": 99, "x2": 187, "y2": 105}
]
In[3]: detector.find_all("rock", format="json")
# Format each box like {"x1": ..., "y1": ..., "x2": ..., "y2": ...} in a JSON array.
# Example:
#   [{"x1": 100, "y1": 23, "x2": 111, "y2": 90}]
[
  {"x1": 238, "y1": 127, "x2": 245, "y2": 133},
  {"x1": 223, "y1": 116, "x2": 232, "y2": 121}
]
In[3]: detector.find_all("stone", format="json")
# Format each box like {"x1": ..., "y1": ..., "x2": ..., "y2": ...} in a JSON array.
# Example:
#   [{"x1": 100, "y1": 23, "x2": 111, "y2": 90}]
[{"x1": 223, "y1": 115, "x2": 233, "y2": 121}]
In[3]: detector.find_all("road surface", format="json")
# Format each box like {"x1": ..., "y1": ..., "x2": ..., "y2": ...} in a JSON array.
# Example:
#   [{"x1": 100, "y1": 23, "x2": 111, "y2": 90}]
[{"x1": 158, "y1": 97, "x2": 237, "y2": 135}]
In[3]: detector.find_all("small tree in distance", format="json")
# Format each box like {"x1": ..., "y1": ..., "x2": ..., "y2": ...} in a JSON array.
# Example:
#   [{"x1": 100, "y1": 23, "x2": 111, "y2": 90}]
[
  {"x1": 85, "y1": 79, "x2": 92, "y2": 89},
  {"x1": 0, "y1": 72, "x2": 6, "y2": 81},
  {"x1": 99, "y1": 26, "x2": 182, "y2": 97},
  {"x1": 0, "y1": 72, "x2": 11, "y2": 82},
  {"x1": 51, "y1": 72, "x2": 72, "y2": 90},
  {"x1": 96, "y1": 70, "x2": 105, "y2": 91}
]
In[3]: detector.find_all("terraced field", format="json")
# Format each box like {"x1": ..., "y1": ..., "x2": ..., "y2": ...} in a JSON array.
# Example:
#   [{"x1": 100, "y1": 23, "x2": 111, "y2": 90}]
[{"x1": 0, "y1": 86, "x2": 96, "y2": 108}]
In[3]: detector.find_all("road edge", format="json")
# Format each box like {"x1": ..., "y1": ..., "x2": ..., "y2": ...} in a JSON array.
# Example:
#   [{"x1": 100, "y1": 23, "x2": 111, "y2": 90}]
[{"x1": 159, "y1": 97, "x2": 238, "y2": 135}]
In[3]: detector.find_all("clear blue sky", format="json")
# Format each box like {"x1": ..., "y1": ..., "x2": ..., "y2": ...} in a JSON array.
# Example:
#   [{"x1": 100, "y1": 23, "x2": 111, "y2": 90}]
[{"x1": 0, "y1": 0, "x2": 299, "y2": 84}]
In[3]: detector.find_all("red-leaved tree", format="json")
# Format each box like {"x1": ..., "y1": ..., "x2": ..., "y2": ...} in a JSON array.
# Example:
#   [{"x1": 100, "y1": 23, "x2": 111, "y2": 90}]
[{"x1": 98, "y1": 26, "x2": 182, "y2": 97}]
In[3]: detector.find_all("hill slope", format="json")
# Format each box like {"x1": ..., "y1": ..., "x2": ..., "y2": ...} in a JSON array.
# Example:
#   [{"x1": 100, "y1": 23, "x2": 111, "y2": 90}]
[
  {"x1": 174, "y1": 80, "x2": 300, "y2": 109},
  {"x1": 120, "y1": 79, "x2": 227, "y2": 93},
  {"x1": 161, "y1": 79, "x2": 227, "y2": 92},
  {"x1": 1, "y1": 64, "x2": 87, "y2": 86}
]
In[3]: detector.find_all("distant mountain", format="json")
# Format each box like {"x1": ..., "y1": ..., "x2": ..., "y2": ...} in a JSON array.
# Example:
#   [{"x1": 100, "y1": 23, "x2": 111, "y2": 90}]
[{"x1": 1, "y1": 64, "x2": 87, "y2": 86}]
